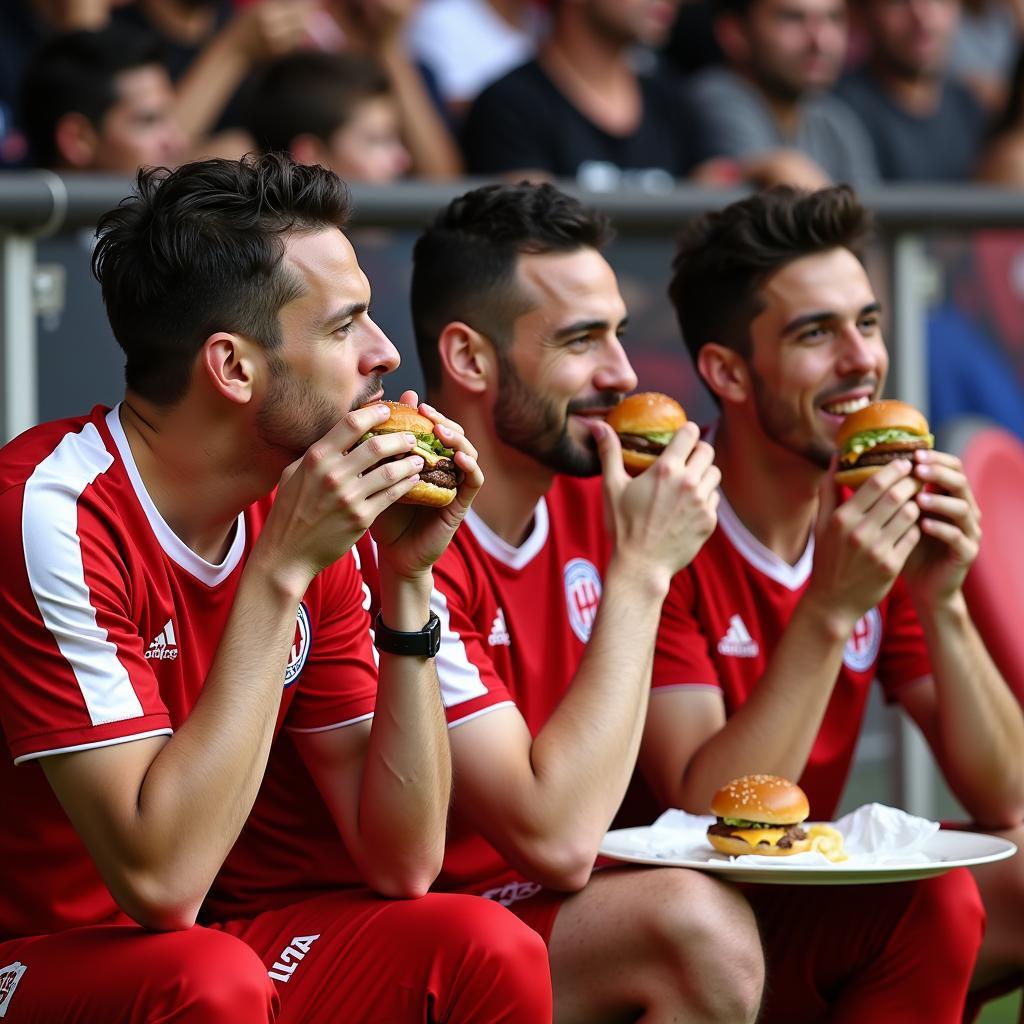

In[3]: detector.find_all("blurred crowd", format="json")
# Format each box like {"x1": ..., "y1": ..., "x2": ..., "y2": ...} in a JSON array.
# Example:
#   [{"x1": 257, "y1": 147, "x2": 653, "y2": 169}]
[{"x1": 3, "y1": 0, "x2": 1024, "y2": 188}]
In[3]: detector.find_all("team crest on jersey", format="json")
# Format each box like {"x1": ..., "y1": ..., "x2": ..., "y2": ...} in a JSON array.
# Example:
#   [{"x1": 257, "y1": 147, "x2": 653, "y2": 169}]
[
  {"x1": 0, "y1": 961, "x2": 26, "y2": 1018},
  {"x1": 843, "y1": 608, "x2": 882, "y2": 672},
  {"x1": 284, "y1": 603, "x2": 311, "y2": 688},
  {"x1": 564, "y1": 558, "x2": 602, "y2": 643}
]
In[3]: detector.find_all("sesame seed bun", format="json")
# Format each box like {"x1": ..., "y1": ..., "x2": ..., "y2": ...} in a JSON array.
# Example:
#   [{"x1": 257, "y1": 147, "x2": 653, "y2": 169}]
[{"x1": 710, "y1": 774, "x2": 809, "y2": 826}]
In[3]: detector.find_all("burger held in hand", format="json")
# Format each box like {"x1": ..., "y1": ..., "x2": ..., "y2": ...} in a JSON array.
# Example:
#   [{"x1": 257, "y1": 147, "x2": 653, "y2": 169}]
[
  {"x1": 359, "y1": 401, "x2": 461, "y2": 508},
  {"x1": 835, "y1": 400, "x2": 934, "y2": 489},
  {"x1": 606, "y1": 392, "x2": 687, "y2": 475},
  {"x1": 707, "y1": 774, "x2": 811, "y2": 857}
]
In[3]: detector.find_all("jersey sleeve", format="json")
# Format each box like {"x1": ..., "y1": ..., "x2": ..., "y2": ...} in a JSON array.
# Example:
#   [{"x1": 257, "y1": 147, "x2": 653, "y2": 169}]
[
  {"x1": 876, "y1": 578, "x2": 933, "y2": 703},
  {"x1": 0, "y1": 481, "x2": 171, "y2": 765},
  {"x1": 284, "y1": 551, "x2": 379, "y2": 733},
  {"x1": 652, "y1": 567, "x2": 722, "y2": 691},
  {"x1": 430, "y1": 548, "x2": 516, "y2": 726}
]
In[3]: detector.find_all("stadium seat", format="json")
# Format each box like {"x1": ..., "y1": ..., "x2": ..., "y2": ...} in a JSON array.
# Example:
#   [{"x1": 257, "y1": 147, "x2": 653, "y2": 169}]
[{"x1": 938, "y1": 416, "x2": 1024, "y2": 705}]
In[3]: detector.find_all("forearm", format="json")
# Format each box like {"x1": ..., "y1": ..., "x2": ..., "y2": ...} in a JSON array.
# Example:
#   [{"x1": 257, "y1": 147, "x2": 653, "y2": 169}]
[
  {"x1": 378, "y1": 43, "x2": 463, "y2": 179},
  {"x1": 672, "y1": 600, "x2": 852, "y2": 812},
  {"x1": 111, "y1": 557, "x2": 311, "y2": 922},
  {"x1": 354, "y1": 571, "x2": 451, "y2": 894},
  {"x1": 916, "y1": 595, "x2": 1024, "y2": 823},
  {"x1": 518, "y1": 556, "x2": 668, "y2": 851},
  {"x1": 173, "y1": 23, "x2": 252, "y2": 147}
]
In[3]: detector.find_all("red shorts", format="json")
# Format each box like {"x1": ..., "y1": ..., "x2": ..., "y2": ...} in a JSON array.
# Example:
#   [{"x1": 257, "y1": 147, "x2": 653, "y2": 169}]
[
  {"x1": 468, "y1": 874, "x2": 567, "y2": 945},
  {"x1": 0, "y1": 890, "x2": 552, "y2": 1023},
  {"x1": 745, "y1": 868, "x2": 985, "y2": 1024},
  {"x1": 213, "y1": 888, "x2": 552, "y2": 1023},
  {"x1": 0, "y1": 922, "x2": 278, "y2": 1023}
]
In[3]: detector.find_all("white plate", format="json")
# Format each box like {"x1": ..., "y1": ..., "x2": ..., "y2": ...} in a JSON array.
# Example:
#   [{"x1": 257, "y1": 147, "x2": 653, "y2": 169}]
[{"x1": 599, "y1": 826, "x2": 1017, "y2": 885}]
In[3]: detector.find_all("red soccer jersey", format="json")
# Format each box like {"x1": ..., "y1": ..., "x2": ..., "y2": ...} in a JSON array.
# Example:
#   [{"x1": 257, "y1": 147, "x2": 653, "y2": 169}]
[
  {"x1": 0, "y1": 406, "x2": 378, "y2": 940},
  {"x1": 205, "y1": 475, "x2": 614, "y2": 906},
  {"x1": 644, "y1": 491, "x2": 932, "y2": 820},
  {"x1": 429, "y1": 475, "x2": 611, "y2": 892}
]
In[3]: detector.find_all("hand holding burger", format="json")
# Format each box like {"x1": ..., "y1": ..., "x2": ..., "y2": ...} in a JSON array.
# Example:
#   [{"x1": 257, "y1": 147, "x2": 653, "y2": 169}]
[
  {"x1": 835, "y1": 400, "x2": 934, "y2": 490},
  {"x1": 358, "y1": 401, "x2": 462, "y2": 508},
  {"x1": 606, "y1": 392, "x2": 688, "y2": 475}
]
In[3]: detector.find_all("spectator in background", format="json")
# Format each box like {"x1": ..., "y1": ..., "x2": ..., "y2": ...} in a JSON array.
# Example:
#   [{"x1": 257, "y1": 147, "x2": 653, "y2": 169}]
[
  {"x1": 977, "y1": 46, "x2": 1024, "y2": 181},
  {"x1": 837, "y1": 0, "x2": 987, "y2": 180},
  {"x1": 19, "y1": 24, "x2": 186, "y2": 173},
  {"x1": 949, "y1": 0, "x2": 1023, "y2": 113},
  {"x1": 114, "y1": 0, "x2": 314, "y2": 158},
  {"x1": 408, "y1": 0, "x2": 546, "y2": 121},
  {"x1": 245, "y1": 53, "x2": 412, "y2": 183},
  {"x1": 690, "y1": 0, "x2": 879, "y2": 187},
  {"x1": 317, "y1": 0, "x2": 464, "y2": 178},
  {"x1": 461, "y1": 0, "x2": 735, "y2": 189},
  {"x1": 1, "y1": 0, "x2": 127, "y2": 166}
]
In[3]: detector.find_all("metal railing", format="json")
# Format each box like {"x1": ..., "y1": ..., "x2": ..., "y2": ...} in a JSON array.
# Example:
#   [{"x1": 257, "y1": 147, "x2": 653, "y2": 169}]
[{"x1": 3, "y1": 171, "x2": 1024, "y2": 816}]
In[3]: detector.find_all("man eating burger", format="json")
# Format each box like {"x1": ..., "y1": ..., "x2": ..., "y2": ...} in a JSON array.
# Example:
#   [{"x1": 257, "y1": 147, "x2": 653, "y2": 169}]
[{"x1": 624, "y1": 184, "x2": 1024, "y2": 1021}]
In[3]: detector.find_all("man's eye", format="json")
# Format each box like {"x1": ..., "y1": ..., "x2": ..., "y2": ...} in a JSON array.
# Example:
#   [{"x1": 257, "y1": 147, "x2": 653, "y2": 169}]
[
  {"x1": 336, "y1": 322, "x2": 354, "y2": 336},
  {"x1": 798, "y1": 326, "x2": 828, "y2": 342}
]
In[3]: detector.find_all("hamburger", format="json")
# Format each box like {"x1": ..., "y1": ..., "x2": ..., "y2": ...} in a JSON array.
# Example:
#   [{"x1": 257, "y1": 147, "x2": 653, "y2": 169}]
[
  {"x1": 707, "y1": 774, "x2": 811, "y2": 857},
  {"x1": 359, "y1": 401, "x2": 460, "y2": 508},
  {"x1": 834, "y1": 400, "x2": 934, "y2": 489},
  {"x1": 605, "y1": 392, "x2": 687, "y2": 475}
]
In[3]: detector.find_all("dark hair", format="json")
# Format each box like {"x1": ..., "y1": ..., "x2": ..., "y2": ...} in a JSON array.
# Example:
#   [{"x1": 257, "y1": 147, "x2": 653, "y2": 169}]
[
  {"x1": 244, "y1": 51, "x2": 392, "y2": 154},
  {"x1": 19, "y1": 25, "x2": 165, "y2": 169},
  {"x1": 411, "y1": 182, "x2": 613, "y2": 391},
  {"x1": 92, "y1": 153, "x2": 352, "y2": 405},
  {"x1": 668, "y1": 185, "x2": 873, "y2": 371}
]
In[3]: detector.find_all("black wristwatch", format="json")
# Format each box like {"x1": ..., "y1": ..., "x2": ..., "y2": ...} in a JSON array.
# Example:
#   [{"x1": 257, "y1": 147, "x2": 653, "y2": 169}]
[{"x1": 373, "y1": 611, "x2": 442, "y2": 658}]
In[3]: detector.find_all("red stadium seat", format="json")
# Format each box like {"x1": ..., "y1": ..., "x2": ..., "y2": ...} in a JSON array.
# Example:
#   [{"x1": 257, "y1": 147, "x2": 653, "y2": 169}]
[{"x1": 939, "y1": 417, "x2": 1024, "y2": 705}]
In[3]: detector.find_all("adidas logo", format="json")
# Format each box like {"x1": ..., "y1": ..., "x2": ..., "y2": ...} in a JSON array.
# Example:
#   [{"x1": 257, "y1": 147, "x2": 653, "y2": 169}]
[
  {"x1": 487, "y1": 608, "x2": 511, "y2": 647},
  {"x1": 717, "y1": 614, "x2": 759, "y2": 658},
  {"x1": 145, "y1": 619, "x2": 179, "y2": 661}
]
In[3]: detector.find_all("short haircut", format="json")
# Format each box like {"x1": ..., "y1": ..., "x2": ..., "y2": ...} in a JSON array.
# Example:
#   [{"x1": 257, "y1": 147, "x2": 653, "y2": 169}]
[
  {"x1": 19, "y1": 25, "x2": 165, "y2": 169},
  {"x1": 668, "y1": 185, "x2": 873, "y2": 369},
  {"x1": 411, "y1": 182, "x2": 613, "y2": 391},
  {"x1": 244, "y1": 51, "x2": 392, "y2": 154},
  {"x1": 92, "y1": 153, "x2": 352, "y2": 405}
]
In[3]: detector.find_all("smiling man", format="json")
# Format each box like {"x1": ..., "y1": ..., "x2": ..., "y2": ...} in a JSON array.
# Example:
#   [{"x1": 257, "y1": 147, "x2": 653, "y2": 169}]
[
  {"x1": 623, "y1": 184, "x2": 1024, "y2": 1021},
  {"x1": 395, "y1": 182, "x2": 765, "y2": 1023}
]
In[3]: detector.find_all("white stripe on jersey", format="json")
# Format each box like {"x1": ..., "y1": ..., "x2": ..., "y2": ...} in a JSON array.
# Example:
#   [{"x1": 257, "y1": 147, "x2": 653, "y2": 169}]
[
  {"x1": 429, "y1": 588, "x2": 489, "y2": 707},
  {"x1": 22, "y1": 421, "x2": 146, "y2": 727},
  {"x1": 13, "y1": 728, "x2": 173, "y2": 766}
]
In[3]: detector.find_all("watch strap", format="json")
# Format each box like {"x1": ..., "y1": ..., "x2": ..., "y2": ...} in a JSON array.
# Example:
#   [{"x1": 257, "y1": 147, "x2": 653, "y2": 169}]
[{"x1": 373, "y1": 611, "x2": 442, "y2": 658}]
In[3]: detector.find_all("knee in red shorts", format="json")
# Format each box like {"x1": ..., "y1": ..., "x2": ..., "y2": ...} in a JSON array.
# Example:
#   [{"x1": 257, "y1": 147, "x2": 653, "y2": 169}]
[
  {"x1": 906, "y1": 868, "x2": 986, "y2": 972},
  {"x1": 143, "y1": 928, "x2": 279, "y2": 1023},
  {"x1": 414, "y1": 894, "x2": 552, "y2": 1021}
]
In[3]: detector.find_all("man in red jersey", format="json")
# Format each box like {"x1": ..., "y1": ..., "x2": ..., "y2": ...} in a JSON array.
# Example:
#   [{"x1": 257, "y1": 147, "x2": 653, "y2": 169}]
[
  {"x1": 0, "y1": 154, "x2": 552, "y2": 1023},
  {"x1": 204, "y1": 181, "x2": 764, "y2": 1023},
  {"x1": 403, "y1": 182, "x2": 765, "y2": 1023},
  {"x1": 632, "y1": 184, "x2": 1024, "y2": 1020}
]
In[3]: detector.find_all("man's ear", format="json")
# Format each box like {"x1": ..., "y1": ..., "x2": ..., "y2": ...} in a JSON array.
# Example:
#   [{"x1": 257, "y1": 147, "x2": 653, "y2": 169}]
[
  {"x1": 438, "y1": 322, "x2": 494, "y2": 395},
  {"x1": 713, "y1": 14, "x2": 751, "y2": 64},
  {"x1": 202, "y1": 333, "x2": 260, "y2": 405},
  {"x1": 54, "y1": 112, "x2": 100, "y2": 169},
  {"x1": 697, "y1": 343, "x2": 751, "y2": 405}
]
